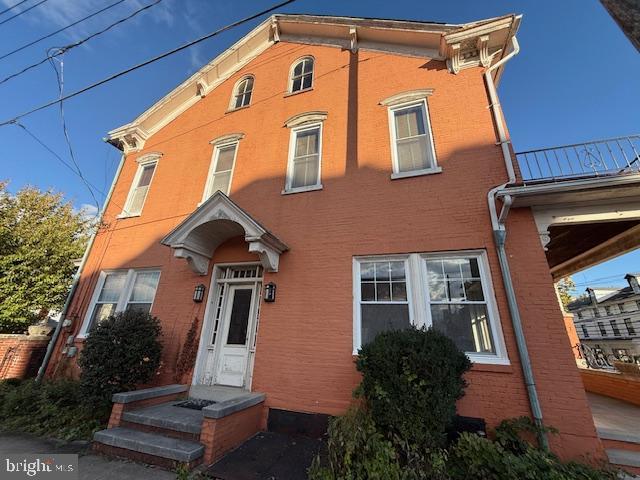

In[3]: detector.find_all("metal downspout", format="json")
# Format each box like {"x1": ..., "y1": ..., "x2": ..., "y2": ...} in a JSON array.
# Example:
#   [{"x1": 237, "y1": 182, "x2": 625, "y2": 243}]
[
  {"x1": 484, "y1": 33, "x2": 549, "y2": 449},
  {"x1": 36, "y1": 149, "x2": 126, "y2": 383}
]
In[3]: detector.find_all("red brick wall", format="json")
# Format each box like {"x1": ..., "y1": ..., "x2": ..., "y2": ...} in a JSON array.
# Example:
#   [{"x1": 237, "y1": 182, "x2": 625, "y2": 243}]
[
  {"x1": 0, "y1": 334, "x2": 49, "y2": 380},
  {"x1": 46, "y1": 42, "x2": 603, "y2": 460},
  {"x1": 580, "y1": 368, "x2": 640, "y2": 406},
  {"x1": 563, "y1": 314, "x2": 581, "y2": 359}
]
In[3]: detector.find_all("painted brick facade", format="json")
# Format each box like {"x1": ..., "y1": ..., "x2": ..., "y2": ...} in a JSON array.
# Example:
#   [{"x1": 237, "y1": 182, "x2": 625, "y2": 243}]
[{"x1": 47, "y1": 40, "x2": 603, "y2": 460}]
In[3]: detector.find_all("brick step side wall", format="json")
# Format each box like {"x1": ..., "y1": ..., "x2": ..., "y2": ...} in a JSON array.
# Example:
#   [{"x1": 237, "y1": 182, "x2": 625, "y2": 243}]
[
  {"x1": 580, "y1": 368, "x2": 640, "y2": 406},
  {"x1": 602, "y1": 438, "x2": 640, "y2": 453},
  {"x1": 0, "y1": 334, "x2": 50, "y2": 380}
]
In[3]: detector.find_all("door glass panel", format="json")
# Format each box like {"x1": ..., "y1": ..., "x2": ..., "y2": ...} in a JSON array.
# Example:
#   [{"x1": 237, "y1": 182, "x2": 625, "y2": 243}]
[{"x1": 226, "y1": 288, "x2": 252, "y2": 345}]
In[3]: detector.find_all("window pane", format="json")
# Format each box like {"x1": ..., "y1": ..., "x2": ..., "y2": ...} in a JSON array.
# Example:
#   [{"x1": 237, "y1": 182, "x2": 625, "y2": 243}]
[
  {"x1": 293, "y1": 62, "x2": 303, "y2": 76},
  {"x1": 443, "y1": 259, "x2": 463, "y2": 279},
  {"x1": 292, "y1": 77, "x2": 302, "y2": 92},
  {"x1": 429, "y1": 279, "x2": 447, "y2": 302},
  {"x1": 390, "y1": 262, "x2": 405, "y2": 280},
  {"x1": 361, "y1": 304, "x2": 410, "y2": 346},
  {"x1": 396, "y1": 136, "x2": 429, "y2": 172},
  {"x1": 361, "y1": 282, "x2": 375, "y2": 301},
  {"x1": 128, "y1": 185, "x2": 149, "y2": 214},
  {"x1": 464, "y1": 280, "x2": 484, "y2": 301},
  {"x1": 431, "y1": 304, "x2": 495, "y2": 354},
  {"x1": 302, "y1": 74, "x2": 312, "y2": 90},
  {"x1": 394, "y1": 106, "x2": 425, "y2": 139},
  {"x1": 226, "y1": 288, "x2": 252, "y2": 345},
  {"x1": 376, "y1": 283, "x2": 391, "y2": 301},
  {"x1": 216, "y1": 146, "x2": 236, "y2": 172},
  {"x1": 138, "y1": 164, "x2": 156, "y2": 187},
  {"x1": 98, "y1": 273, "x2": 127, "y2": 302},
  {"x1": 303, "y1": 59, "x2": 313, "y2": 74},
  {"x1": 446, "y1": 280, "x2": 465, "y2": 302},
  {"x1": 211, "y1": 171, "x2": 232, "y2": 194},
  {"x1": 391, "y1": 282, "x2": 407, "y2": 301},
  {"x1": 130, "y1": 271, "x2": 160, "y2": 302},
  {"x1": 295, "y1": 129, "x2": 319, "y2": 156},
  {"x1": 89, "y1": 303, "x2": 116, "y2": 331},
  {"x1": 291, "y1": 156, "x2": 319, "y2": 188},
  {"x1": 375, "y1": 262, "x2": 391, "y2": 281},
  {"x1": 360, "y1": 263, "x2": 375, "y2": 281},
  {"x1": 125, "y1": 303, "x2": 152, "y2": 315}
]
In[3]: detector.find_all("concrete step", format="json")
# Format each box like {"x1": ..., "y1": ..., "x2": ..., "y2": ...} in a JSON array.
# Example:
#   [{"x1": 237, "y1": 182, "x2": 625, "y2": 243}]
[
  {"x1": 122, "y1": 402, "x2": 203, "y2": 436},
  {"x1": 94, "y1": 427, "x2": 204, "y2": 463},
  {"x1": 607, "y1": 448, "x2": 640, "y2": 475}
]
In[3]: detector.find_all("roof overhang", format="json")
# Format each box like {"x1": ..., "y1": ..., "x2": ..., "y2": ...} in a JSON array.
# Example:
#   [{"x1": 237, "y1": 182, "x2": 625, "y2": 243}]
[
  {"x1": 161, "y1": 191, "x2": 288, "y2": 275},
  {"x1": 107, "y1": 13, "x2": 521, "y2": 153}
]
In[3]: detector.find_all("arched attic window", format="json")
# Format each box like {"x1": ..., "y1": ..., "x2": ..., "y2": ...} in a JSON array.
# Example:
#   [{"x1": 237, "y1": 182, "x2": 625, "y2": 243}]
[
  {"x1": 230, "y1": 75, "x2": 254, "y2": 110},
  {"x1": 289, "y1": 57, "x2": 314, "y2": 93}
]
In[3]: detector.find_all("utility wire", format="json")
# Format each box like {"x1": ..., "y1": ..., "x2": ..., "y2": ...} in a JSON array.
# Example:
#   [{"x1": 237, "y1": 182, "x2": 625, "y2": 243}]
[
  {"x1": 0, "y1": 0, "x2": 29, "y2": 16},
  {"x1": 0, "y1": 0, "x2": 162, "y2": 86},
  {"x1": 0, "y1": 0, "x2": 49, "y2": 27},
  {"x1": 47, "y1": 49, "x2": 100, "y2": 211},
  {"x1": 0, "y1": 0, "x2": 128, "y2": 61},
  {"x1": 0, "y1": 0, "x2": 295, "y2": 127}
]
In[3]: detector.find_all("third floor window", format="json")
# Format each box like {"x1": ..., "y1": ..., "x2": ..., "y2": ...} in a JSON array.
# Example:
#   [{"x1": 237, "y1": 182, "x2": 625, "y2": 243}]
[
  {"x1": 231, "y1": 76, "x2": 254, "y2": 110},
  {"x1": 290, "y1": 57, "x2": 314, "y2": 93}
]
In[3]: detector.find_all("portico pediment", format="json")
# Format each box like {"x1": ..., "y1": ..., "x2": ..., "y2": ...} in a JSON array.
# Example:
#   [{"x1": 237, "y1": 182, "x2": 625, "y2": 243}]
[{"x1": 161, "y1": 192, "x2": 288, "y2": 275}]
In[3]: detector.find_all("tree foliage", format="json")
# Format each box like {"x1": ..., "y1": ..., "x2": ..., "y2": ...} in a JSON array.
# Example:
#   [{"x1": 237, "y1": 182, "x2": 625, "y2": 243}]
[
  {"x1": 556, "y1": 277, "x2": 576, "y2": 311},
  {"x1": 0, "y1": 181, "x2": 90, "y2": 333}
]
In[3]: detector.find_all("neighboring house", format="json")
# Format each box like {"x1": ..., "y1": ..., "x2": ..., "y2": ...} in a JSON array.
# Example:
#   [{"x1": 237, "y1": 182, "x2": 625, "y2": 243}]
[
  {"x1": 568, "y1": 273, "x2": 640, "y2": 364},
  {"x1": 45, "y1": 14, "x2": 605, "y2": 464}
]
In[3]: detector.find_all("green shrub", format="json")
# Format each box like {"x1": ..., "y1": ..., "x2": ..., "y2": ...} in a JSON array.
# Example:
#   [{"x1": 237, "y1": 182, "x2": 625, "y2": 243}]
[
  {"x1": 355, "y1": 327, "x2": 471, "y2": 450},
  {"x1": 0, "y1": 379, "x2": 108, "y2": 440},
  {"x1": 78, "y1": 310, "x2": 162, "y2": 406},
  {"x1": 308, "y1": 406, "x2": 403, "y2": 480}
]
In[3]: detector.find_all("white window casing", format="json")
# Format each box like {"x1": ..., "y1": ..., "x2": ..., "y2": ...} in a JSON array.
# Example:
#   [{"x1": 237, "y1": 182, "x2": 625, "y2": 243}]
[
  {"x1": 381, "y1": 90, "x2": 440, "y2": 179},
  {"x1": 288, "y1": 56, "x2": 314, "y2": 94},
  {"x1": 229, "y1": 75, "x2": 254, "y2": 110},
  {"x1": 202, "y1": 140, "x2": 240, "y2": 200},
  {"x1": 353, "y1": 250, "x2": 509, "y2": 365},
  {"x1": 283, "y1": 121, "x2": 323, "y2": 194},
  {"x1": 119, "y1": 153, "x2": 161, "y2": 218},
  {"x1": 79, "y1": 269, "x2": 161, "y2": 337}
]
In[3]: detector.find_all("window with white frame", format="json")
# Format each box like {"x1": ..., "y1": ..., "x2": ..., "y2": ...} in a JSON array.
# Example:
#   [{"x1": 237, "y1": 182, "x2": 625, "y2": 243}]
[
  {"x1": 289, "y1": 57, "x2": 313, "y2": 93},
  {"x1": 354, "y1": 251, "x2": 508, "y2": 364},
  {"x1": 285, "y1": 123, "x2": 322, "y2": 192},
  {"x1": 231, "y1": 76, "x2": 254, "y2": 110},
  {"x1": 388, "y1": 100, "x2": 437, "y2": 177},
  {"x1": 581, "y1": 324, "x2": 589, "y2": 338},
  {"x1": 203, "y1": 141, "x2": 238, "y2": 199},
  {"x1": 121, "y1": 155, "x2": 159, "y2": 217},
  {"x1": 597, "y1": 321, "x2": 607, "y2": 336},
  {"x1": 80, "y1": 269, "x2": 160, "y2": 336}
]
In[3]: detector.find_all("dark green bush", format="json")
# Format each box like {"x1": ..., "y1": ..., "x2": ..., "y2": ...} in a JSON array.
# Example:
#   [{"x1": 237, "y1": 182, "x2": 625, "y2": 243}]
[
  {"x1": 0, "y1": 379, "x2": 108, "y2": 440},
  {"x1": 356, "y1": 327, "x2": 471, "y2": 450},
  {"x1": 78, "y1": 310, "x2": 162, "y2": 406}
]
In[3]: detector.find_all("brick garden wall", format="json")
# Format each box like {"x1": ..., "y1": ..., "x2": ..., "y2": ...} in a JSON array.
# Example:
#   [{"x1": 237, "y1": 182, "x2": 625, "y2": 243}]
[{"x1": 0, "y1": 334, "x2": 49, "y2": 380}]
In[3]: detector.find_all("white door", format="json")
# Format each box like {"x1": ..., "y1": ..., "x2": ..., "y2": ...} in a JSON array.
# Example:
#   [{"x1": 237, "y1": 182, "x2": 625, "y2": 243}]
[{"x1": 214, "y1": 284, "x2": 257, "y2": 387}]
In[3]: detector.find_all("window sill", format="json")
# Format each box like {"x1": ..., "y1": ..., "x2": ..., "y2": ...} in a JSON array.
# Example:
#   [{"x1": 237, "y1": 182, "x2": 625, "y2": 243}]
[
  {"x1": 284, "y1": 87, "x2": 313, "y2": 98},
  {"x1": 116, "y1": 212, "x2": 141, "y2": 220},
  {"x1": 391, "y1": 166, "x2": 442, "y2": 180},
  {"x1": 225, "y1": 104, "x2": 250, "y2": 114},
  {"x1": 281, "y1": 184, "x2": 323, "y2": 195},
  {"x1": 470, "y1": 361, "x2": 512, "y2": 373}
]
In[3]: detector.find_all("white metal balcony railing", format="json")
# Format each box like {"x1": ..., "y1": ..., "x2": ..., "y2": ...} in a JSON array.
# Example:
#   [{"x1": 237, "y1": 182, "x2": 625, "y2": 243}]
[{"x1": 516, "y1": 135, "x2": 640, "y2": 184}]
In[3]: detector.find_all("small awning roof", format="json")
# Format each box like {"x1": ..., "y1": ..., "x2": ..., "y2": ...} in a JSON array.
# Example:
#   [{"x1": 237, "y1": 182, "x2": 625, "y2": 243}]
[{"x1": 161, "y1": 192, "x2": 288, "y2": 275}]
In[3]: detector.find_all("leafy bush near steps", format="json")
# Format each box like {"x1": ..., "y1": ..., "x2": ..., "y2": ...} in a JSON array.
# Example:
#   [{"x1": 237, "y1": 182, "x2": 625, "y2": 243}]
[
  {"x1": 0, "y1": 378, "x2": 108, "y2": 440},
  {"x1": 78, "y1": 310, "x2": 163, "y2": 406}
]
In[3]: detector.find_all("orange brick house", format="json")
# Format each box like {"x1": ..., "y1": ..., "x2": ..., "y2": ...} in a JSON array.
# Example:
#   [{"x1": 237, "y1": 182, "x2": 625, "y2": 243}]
[{"x1": 45, "y1": 13, "x2": 605, "y2": 466}]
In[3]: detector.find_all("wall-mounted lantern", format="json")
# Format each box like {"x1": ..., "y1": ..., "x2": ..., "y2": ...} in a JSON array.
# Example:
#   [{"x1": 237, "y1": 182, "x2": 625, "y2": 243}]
[
  {"x1": 193, "y1": 284, "x2": 206, "y2": 303},
  {"x1": 264, "y1": 282, "x2": 277, "y2": 303}
]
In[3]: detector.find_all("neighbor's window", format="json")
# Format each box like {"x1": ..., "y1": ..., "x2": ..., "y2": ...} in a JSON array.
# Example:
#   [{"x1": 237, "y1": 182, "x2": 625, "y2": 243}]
[
  {"x1": 122, "y1": 156, "x2": 159, "y2": 217},
  {"x1": 618, "y1": 302, "x2": 626, "y2": 313},
  {"x1": 581, "y1": 324, "x2": 589, "y2": 338},
  {"x1": 388, "y1": 100, "x2": 437, "y2": 176},
  {"x1": 285, "y1": 124, "x2": 322, "y2": 192},
  {"x1": 354, "y1": 251, "x2": 507, "y2": 364},
  {"x1": 624, "y1": 318, "x2": 636, "y2": 336},
  {"x1": 203, "y1": 142, "x2": 238, "y2": 199},
  {"x1": 577, "y1": 311, "x2": 583, "y2": 319},
  {"x1": 593, "y1": 308, "x2": 601, "y2": 318},
  {"x1": 81, "y1": 269, "x2": 160, "y2": 336},
  {"x1": 610, "y1": 319, "x2": 621, "y2": 336},
  {"x1": 231, "y1": 76, "x2": 254, "y2": 109},
  {"x1": 597, "y1": 321, "x2": 607, "y2": 336},
  {"x1": 290, "y1": 57, "x2": 314, "y2": 93},
  {"x1": 604, "y1": 306, "x2": 612, "y2": 316}
]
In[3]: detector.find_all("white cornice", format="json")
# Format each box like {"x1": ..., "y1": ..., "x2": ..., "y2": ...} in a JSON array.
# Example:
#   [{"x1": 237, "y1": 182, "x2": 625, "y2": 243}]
[{"x1": 107, "y1": 14, "x2": 520, "y2": 152}]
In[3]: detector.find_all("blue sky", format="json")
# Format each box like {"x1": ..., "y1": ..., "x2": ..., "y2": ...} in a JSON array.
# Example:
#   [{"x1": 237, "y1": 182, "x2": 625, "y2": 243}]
[{"x1": 1, "y1": 0, "x2": 638, "y2": 288}]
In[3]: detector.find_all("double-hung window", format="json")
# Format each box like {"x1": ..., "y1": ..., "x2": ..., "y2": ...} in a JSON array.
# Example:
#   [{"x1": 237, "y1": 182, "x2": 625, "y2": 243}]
[
  {"x1": 610, "y1": 319, "x2": 621, "y2": 336},
  {"x1": 231, "y1": 76, "x2": 254, "y2": 110},
  {"x1": 285, "y1": 124, "x2": 322, "y2": 193},
  {"x1": 624, "y1": 318, "x2": 636, "y2": 336},
  {"x1": 80, "y1": 269, "x2": 160, "y2": 336},
  {"x1": 354, "y1": 250, "x2": 508, "y2": 364},
  {"x1": 289, "y1": 57, "x2": 314, "y2": 93},
  {"x1": 121, "y1": 154, "x2": 160, "y2": 217},
  {"x1": 597, "y1": 322, "x2": 607, "y2": 336},
  {"x1": 581, "y1": 324, "x2": 589, "y2": 338},
  {"x1": 203, "y1": 141, "x2": 238, "y2": 199}
]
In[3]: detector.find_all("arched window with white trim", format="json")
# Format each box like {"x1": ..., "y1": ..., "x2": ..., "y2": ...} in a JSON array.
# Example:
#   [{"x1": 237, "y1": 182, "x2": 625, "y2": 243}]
[
  {"x1": 289, "y1": 57, "x2": 314, "y2": 93},
  {"x1": 231, "y1": 75, "x2": 254, "y2": 110}
]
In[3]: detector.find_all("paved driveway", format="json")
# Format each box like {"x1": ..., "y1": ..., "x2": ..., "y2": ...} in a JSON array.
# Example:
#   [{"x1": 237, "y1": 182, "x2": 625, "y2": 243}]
[{"x1": 0, "y1": 432, "x2": 176, "y2": 480}]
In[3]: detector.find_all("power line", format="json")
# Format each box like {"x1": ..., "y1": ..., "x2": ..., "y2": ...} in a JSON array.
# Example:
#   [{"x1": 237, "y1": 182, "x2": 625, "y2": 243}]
[
  {"x1": 0, "y1": 0, "x2": 163, "y2": 86},
  {"x1": 0, "y1": 0, "x2": 296, "y2": 127},
  {"x1": 0, "y1": 0, "x2": 29, "y2": 16},
  {"x1": 0, "y1": 0, "x2": 128, "y2": 61},
  {"x1": 0, "y1": 0, "x2": 49, "y2": 27}
]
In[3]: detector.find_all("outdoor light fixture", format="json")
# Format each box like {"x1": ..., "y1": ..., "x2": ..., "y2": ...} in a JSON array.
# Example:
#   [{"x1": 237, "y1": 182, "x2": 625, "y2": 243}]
[
  {"x1": 193, "y1": 284, "x2": 206, "y2": 303},
  {"x1": 264, "y1": 282, "x2": 276, "y2": 302}
]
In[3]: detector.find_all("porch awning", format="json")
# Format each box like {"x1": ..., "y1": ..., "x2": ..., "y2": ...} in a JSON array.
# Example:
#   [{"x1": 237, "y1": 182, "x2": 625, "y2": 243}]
[{"x1": 161, "y1": 192, "x2": 288, "y2": 275}]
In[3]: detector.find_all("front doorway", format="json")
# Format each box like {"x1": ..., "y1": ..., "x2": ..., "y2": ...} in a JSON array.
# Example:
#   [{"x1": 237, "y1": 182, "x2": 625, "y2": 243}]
[{"x1": 194, "y1": 264, "x2": 263, "y2": 389}]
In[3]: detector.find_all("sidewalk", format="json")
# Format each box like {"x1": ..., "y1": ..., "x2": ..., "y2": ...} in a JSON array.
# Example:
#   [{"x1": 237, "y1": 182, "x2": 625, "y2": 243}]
[{"x1": 0, "y1": 432, "x2": 176, "y2": 480}]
